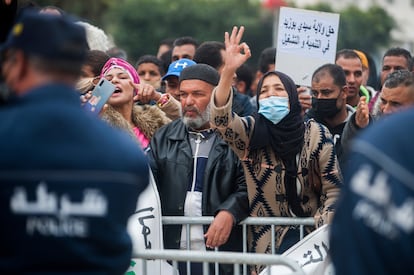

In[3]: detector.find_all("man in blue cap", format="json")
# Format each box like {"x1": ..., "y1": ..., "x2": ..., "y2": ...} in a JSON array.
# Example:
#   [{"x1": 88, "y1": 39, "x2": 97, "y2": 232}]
[
  {"x1": 0, "y1": 10, "x2": 149, "y2": 274},
  {"x1": 162, "y1": 58, "x2": 196, "y2": 101}
]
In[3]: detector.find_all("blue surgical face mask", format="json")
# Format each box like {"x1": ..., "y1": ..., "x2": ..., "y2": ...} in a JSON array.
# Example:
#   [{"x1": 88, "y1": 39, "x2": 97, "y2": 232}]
[{"x1": 258, "y1": 96, "x2": 290, "y2": 124}]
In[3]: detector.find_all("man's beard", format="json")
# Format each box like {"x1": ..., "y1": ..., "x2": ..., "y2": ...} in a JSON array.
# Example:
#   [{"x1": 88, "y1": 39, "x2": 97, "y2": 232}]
[{"x1": 181, "y1": 104, "x2": 210, "y2": 130}]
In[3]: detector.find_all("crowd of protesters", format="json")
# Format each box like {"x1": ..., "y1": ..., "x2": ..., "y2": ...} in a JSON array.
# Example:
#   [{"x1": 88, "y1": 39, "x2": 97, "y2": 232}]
[{"x1": 1, "y1": 1, "x2": 414, "y2": 275}]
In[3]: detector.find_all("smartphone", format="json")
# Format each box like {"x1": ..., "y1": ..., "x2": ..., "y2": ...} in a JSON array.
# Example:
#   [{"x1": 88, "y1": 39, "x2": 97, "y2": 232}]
[{"x1": 83, "y1": 78, "x2": 115, "y2": 114}]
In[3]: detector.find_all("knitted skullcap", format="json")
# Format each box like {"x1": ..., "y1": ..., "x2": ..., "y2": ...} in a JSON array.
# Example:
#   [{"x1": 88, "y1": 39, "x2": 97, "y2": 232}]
[{"x1": 179, "y1": 63, "x2": 219, "y2": 86}]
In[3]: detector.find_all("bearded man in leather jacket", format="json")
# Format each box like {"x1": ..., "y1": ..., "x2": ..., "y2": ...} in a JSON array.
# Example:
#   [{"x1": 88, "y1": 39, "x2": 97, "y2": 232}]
[{"x1": 148, "y1": 64, "x2": 249, "y2": 275}]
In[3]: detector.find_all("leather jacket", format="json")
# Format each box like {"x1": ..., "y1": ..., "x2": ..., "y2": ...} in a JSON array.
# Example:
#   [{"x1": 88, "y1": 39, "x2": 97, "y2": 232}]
[{"x1": 148, "y1": 119, "x2": 249, "y2": 253}]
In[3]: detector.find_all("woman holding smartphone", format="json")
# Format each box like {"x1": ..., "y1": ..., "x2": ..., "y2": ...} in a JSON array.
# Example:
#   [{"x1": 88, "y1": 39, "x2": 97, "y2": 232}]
[{"x1": 99, "y1": 57, "x2": 172, "y2": 149}]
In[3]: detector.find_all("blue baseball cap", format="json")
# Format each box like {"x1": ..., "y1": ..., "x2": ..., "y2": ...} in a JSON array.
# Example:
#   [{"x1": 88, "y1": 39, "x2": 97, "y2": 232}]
[
  {"x1": 162, "y1": 58, "x2": 196, "y2": 81},
  {"x1": 0, "y1": 10, "x2": 88, "y2": 63}
]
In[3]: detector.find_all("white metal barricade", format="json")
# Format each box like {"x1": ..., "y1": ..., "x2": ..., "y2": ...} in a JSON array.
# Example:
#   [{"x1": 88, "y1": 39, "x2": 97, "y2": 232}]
[
  {"x1": 129, "y1": 216, "x2": 314, "y2": 275},
  {"x1": 128, "y1": 175, "x2": 318, "y2": 275},
  {"x1": 162, "y1": 216, "x2": 315, "y2": 254},
  {"x1": 133, "y1": 249, "x2": 306, "y2": 275}
]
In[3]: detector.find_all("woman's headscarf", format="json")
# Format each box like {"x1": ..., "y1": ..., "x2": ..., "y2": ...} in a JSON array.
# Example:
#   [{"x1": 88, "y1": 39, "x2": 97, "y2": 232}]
[
  {"x1": 249, "y1": 71, "x2": 306, "y2": 216},
  {"x1": 250, "y1": 71, "x2": 304, "y2": 156},
  {"x1": 100, "y1": 57, "x2": 140, "y2": 93}
]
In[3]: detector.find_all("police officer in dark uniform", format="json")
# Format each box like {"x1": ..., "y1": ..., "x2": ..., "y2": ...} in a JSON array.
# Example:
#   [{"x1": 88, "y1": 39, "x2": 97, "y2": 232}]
[{"x1": 0, "y1": 10, "x2": 149, "y2": 274}]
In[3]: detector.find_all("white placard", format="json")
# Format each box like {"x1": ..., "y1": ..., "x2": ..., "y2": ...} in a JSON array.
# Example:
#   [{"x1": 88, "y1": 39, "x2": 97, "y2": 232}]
[
  {"x1": 276, "y1": 7, "x2": 340, "y2": 86},
  {"x1": 126, "y1": 169, "x2": 176, "y2": 275},
  {"x1": 259, "y1": 225, "x2": 334, "y2": 275}
]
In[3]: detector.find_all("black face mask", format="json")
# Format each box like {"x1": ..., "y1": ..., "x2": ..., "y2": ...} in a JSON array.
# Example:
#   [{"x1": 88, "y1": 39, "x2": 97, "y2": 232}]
[{"x1": 311, "y1": 97, "x2": 341, "y2": 118}]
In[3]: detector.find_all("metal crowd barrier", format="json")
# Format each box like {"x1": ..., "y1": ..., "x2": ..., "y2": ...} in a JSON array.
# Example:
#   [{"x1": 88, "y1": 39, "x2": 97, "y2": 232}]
[
  {"x1": 133, "y1": 216, "x2": 315, "y2": 275},
  {"x1": 163, "y1": 216, "x2": 315, "y2": 254},
  {"x1": 134, "y1": 249, "x2": 306, "y2": 275}
]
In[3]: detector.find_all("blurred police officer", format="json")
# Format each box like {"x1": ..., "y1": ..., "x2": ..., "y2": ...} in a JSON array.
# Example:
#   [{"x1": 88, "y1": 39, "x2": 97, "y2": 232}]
[{"x1": 0, "y1": 10, "x2": 149, "y2": 274}]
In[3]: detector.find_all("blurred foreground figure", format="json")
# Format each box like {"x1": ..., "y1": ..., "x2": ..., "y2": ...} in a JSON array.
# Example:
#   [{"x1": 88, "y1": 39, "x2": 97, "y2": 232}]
[
  {"x1": 0, "y1": 10, "x2": 148, "y2": 274},
  {"x1": 330, "y1": 108, "x2": 414, "y2": 275}
]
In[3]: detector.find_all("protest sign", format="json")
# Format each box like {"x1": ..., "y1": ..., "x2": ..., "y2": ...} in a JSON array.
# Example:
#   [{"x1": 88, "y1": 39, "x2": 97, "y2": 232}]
[{"x1": 276, "y1": 7, "x2": 340, "y2": 86}]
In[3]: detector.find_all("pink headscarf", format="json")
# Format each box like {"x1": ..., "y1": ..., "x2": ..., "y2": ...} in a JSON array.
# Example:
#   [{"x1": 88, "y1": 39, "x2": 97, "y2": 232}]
[{"x1": 100, "y1": 57, "x2": 140, "y2": 93}]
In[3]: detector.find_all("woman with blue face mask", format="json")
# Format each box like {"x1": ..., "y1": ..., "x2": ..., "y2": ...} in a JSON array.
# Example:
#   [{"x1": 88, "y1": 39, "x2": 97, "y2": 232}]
[
  {"x1": 256, "y1": 73, "x2": 291, "y2": 125},
  {"x1": 210, "y1": 26, "x2": 342, "y2": 275}
]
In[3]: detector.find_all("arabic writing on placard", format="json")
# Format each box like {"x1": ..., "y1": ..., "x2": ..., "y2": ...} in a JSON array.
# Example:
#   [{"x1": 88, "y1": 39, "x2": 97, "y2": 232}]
[
  {"x1": 275, "y1": 7, "x2": 339, "y2": 86},
  {"x1": 300, "y1": 241, "x2": 329, "y2": 267},
  {"x1": 280, "y1": 17, "x2": 335, "y2": 55},
  {"x1": 135, "y1": 207, "x2": 155, "y2": 249}
]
